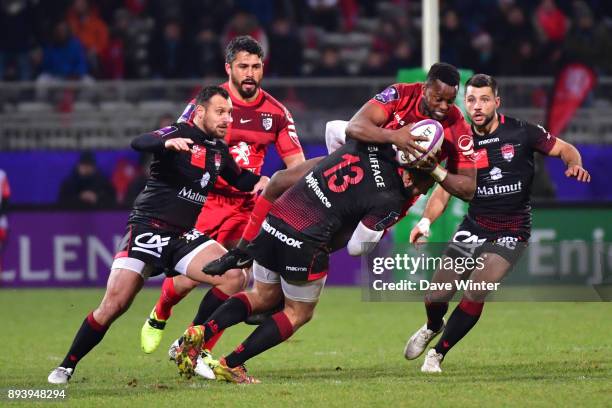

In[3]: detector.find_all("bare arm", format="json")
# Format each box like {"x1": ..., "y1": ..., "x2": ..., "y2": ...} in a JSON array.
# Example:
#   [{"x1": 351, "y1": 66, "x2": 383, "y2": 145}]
[
  {"x1": 437, "y1": 165, "x2": 476, "y2": 201},
  {"x1": 346, "y1": 102, "x2": 427, "y2": 157},
  {"x1": 423, "y1": 184, "x2": 452, "y2": 221},
  {"x1": 409, "y1": 184, "x2": 452, "y2": 244},
  {"x1": 546, "y1": 138, "x2": 591, "y2": 182}
]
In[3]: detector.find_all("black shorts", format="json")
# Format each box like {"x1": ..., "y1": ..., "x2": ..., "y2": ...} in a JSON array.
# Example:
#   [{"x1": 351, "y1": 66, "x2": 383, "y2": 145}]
[
  {"x1": 444, "y1": 215, "x2": 529, "y2": 265},
  {"x1": 112, "y1": 221, "x2": 214, "y2": 278},
  {"x1": 247, "y1": 217, "x2": 328, "y2": 282}
]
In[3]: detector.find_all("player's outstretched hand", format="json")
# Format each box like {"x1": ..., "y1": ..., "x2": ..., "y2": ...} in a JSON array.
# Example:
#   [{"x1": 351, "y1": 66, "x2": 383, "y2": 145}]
[
  {"x1": 409, "y1": 218, "x2": 431, "y2": 247},
  {"x1": 252, "y1": 176, "x2": 270, "y2": 194},
  {"x1": 202, "y1": 248, "x2": 253, "y2": 276},
  {"x1": 391, "y1": 125, "x2": 428, "y2": 160},
  {"x1": 565, "y1": 165, "x2": 591, "y2": 182},
  {"x1": 164, "y1": 138, "x2": 194, "y2": 152}
]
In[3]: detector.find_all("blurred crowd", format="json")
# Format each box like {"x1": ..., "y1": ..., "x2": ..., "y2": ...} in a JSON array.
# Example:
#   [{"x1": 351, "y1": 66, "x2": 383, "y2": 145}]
[{"x1": 1, "y1": 0, "x2": 611, "y2": 82}]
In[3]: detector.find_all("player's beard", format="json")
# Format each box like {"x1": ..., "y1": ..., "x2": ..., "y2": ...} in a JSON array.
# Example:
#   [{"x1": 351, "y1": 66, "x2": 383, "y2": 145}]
[
  {"x1": 233, "y1": 77, "x2": 260, "y2": 99},
  {"x1": 474, "y1": 111, "x2": 496, "y2": 133}
]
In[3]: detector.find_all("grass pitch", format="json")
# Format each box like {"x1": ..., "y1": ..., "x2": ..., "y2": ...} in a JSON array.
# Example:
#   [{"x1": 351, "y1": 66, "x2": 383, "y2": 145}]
[{"x1": 1, "y1": 288, "x2": 610, "y2": 407}]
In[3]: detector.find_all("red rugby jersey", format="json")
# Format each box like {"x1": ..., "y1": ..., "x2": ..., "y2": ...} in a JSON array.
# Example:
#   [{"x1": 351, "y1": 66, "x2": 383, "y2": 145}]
[
  {"x1": 178, "y1": 82, "x2": 303, "y2": 195},
  {"x1": 369, "y1": 83, "x2": 475, "y2": 172}
]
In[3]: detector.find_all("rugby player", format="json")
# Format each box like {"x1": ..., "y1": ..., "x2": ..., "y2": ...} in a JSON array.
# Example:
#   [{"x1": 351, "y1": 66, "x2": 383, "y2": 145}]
[
  {"x1": 404, "y1": 74, "x2": 591, "y2": 373},
  {"x1": 176, "y1": 136, "x2": 432, "y2": 384},
  {"x1": 206, "y1": 62, "x2": 477, "y2": 274},
  {"x1": 47, "y1": 86, "x2": 268, "y2": 384},
  {"x1": 179, "y1": 63, "x2": 480, "y2": 383},
  {"x1": 140, "y1": 35, "x2": 304, "y2": 355}
]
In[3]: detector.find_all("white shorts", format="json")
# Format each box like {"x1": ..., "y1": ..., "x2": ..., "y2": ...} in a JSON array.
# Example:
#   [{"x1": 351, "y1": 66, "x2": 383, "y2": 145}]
[{"x1": 252, "y1": 261, "x2": 326, "y2": 303}]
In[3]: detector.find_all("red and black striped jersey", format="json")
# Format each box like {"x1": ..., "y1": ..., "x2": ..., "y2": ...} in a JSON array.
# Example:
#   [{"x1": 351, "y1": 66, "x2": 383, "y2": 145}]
[
  {"x1": 178, "y1": 82, "x2": 303, "y2": 196},
  {"x1": 267, "y1": 139, "x2": 413, "y2": 251}
]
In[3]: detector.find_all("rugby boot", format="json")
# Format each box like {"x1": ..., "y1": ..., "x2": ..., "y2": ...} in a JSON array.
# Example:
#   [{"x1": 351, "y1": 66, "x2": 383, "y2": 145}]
[
  {"x1": 141, "y1": 308, "x2": 166, "y2": 353},
  {"x1": 213, "y1": 357, "x2": 260, "y2": 384}
]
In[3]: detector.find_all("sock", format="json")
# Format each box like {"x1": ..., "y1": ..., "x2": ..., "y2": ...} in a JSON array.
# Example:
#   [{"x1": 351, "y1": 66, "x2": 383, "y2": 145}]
[
  {"x1": 154, "y1": 277, "x2": 187, "y2": 321},
  {"x1": 242, "y1": 196, "x2": 273, "y2": 241},
  {"x1": 225, "y1": 311, "x2": 294, "y2": 368},
  {"x1": 60, "y1": 312, "x2": 108, "y2": 370},
  {"x1": 192, "y1": 287, "x2": 230, "y2": 325},
  {"x1": 203, "y1": 292, "x2": 252, "y2": 343},
  {"x1": 434, "y1": 298, "x2": 484, "y2": 356},
  {"x1": 425, "y1": 299, "x2": 448, "y2": 332},
  {"x1": 191, "y1": 287, "x2": 230, "y2": 350}
]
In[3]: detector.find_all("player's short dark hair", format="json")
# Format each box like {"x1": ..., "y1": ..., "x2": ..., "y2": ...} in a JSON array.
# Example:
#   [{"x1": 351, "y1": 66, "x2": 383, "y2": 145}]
[
  {"x1": 466, "y1": 73, "x2": 499, "y2": 96},
  {"x1": 195, "y1": 86, "x2": 229, "y2": 106},
  {"x1": 225, "y1": 35, "x2": 264, "y2": 64},
  {"x1": 426, "y1": 62, "x2": 460, "y2": 87}
]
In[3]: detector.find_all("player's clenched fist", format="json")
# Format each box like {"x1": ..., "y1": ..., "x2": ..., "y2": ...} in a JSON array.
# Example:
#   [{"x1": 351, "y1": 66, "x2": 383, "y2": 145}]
[{"x1": 164, "y1": 138, "x2": 194, "y2": 152}]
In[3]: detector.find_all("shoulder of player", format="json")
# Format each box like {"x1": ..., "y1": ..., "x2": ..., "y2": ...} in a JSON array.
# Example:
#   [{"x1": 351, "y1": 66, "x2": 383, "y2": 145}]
[
  {"x1": 393, "y1": 82, "x2": 423, "y2": 99},
  {"x1": 260, "y1": 90, "x2": 292, "y2": 116},
  {"x1": 501, "y1": 115, "x2": 540, "y2": 133}
]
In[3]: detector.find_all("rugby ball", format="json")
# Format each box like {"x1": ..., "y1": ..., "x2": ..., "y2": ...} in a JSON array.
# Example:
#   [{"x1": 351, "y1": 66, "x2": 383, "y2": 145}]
[{"x1": 396, "y1": 119, "x2": 444, "y2": 166}]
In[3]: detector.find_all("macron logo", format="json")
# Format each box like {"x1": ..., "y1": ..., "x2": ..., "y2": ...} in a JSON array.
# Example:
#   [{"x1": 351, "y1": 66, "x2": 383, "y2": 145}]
[{"x1": 262, "y1": 220, "x2": 303, "y2": 248}]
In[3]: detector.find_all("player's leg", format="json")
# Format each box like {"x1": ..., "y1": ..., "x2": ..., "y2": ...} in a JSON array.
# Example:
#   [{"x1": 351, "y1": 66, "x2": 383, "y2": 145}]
[
  {"x1": 175, "y1": 263, "x2": 283, "y2": 380},
  {"x1": 404, "y1": 256, "x2": 461, "y2": 360},
  {"x1": 48, "y1": 266, "x2": 145, "y2": 384},
  {"x1": 428, "y1": 251, "x2": 512, "y2": 370},
  {"x1": 214, "y1": 271, "x2": 325, "y2": 383},
  {"x1": 141, "y1": 196, "x2": 232, "y2": 353}
]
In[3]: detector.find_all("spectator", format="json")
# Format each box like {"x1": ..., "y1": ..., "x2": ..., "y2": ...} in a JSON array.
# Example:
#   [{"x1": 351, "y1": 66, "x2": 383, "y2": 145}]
[
  {"x1": 310, "y1": 46, "x2": 348, "y2": 77},
  {"x1": 563, "y1": 1, "x2": 612, "y2": 73},
  {"x1": 267, "y1": 16, "x2": 303, "y2": 76},
  {"x1": 306, "y1": 0, "x2": 340, "y2": 32},
  {"x1": 192, "y1": 20, "x2": 224, "y2": 78},
  {"x1": 0, "y1": 0, "x2": 38, "y2": 80},
  {"x1": 440, "y1": 8, "x2": 473, "y2": 68},
  {"x1": 58, "y1": 152, "x2": 116, "y2": 209},
  {"x1": 99, "y1": 8, "x2": 127, "y2": 79},
  {"x1": 37, "y1": 21, "x2": 89, "y2": 81},
  {"x1": 149, "y1": 19, "x2": 191, "y2": 78},
  {"x1": 111, "y1": 7, "x2": 154, "y2": 79},
  {"x1": 469, "y1": 32, "x2": 499, "y2": 75},
  {"x1": 387, "y1": 40, "x2": 418, "y2": 74},
  {"x1": 66, "y1": 0, "x2": 110, "y2": 76},
  {"x1": 534, "y1": 0, "x2": 569, "y2": 44},
  {"x1": 360, "y1": 49, "x2": 389, "y2": 77}
]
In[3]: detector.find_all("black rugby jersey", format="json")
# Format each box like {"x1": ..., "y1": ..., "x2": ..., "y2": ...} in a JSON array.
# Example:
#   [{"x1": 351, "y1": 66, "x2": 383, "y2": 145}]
[
  {"x1": 129, "y1": 122, "x2": 260, "y2": 230},
  {"x1": 268, "y1": 139, "x2": 413, "y2": 251},
  {"x1": 468, "y1": 114, "x2": 556, "y2": 230}
]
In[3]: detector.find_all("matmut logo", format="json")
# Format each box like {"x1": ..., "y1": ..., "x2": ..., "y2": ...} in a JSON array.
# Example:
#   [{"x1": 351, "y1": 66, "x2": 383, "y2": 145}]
[
  {"x1": 262, "y1": 220, "x2": 303, "y2": 248},
  {"x1": 178, "y1": 187, "x2": 207, "y2": 204},
  {"x1": 477, "y1": 181, "x2": 523, "y2": 196}
]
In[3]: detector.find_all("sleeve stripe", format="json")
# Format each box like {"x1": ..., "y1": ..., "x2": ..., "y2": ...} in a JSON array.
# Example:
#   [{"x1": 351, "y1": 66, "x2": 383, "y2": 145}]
[
  {"x1": 288, "y1": 131, "x2": 298, "y2": 137},
  {"x1": 288, "y1": 125, "x2": 296, "y2": 130}
]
